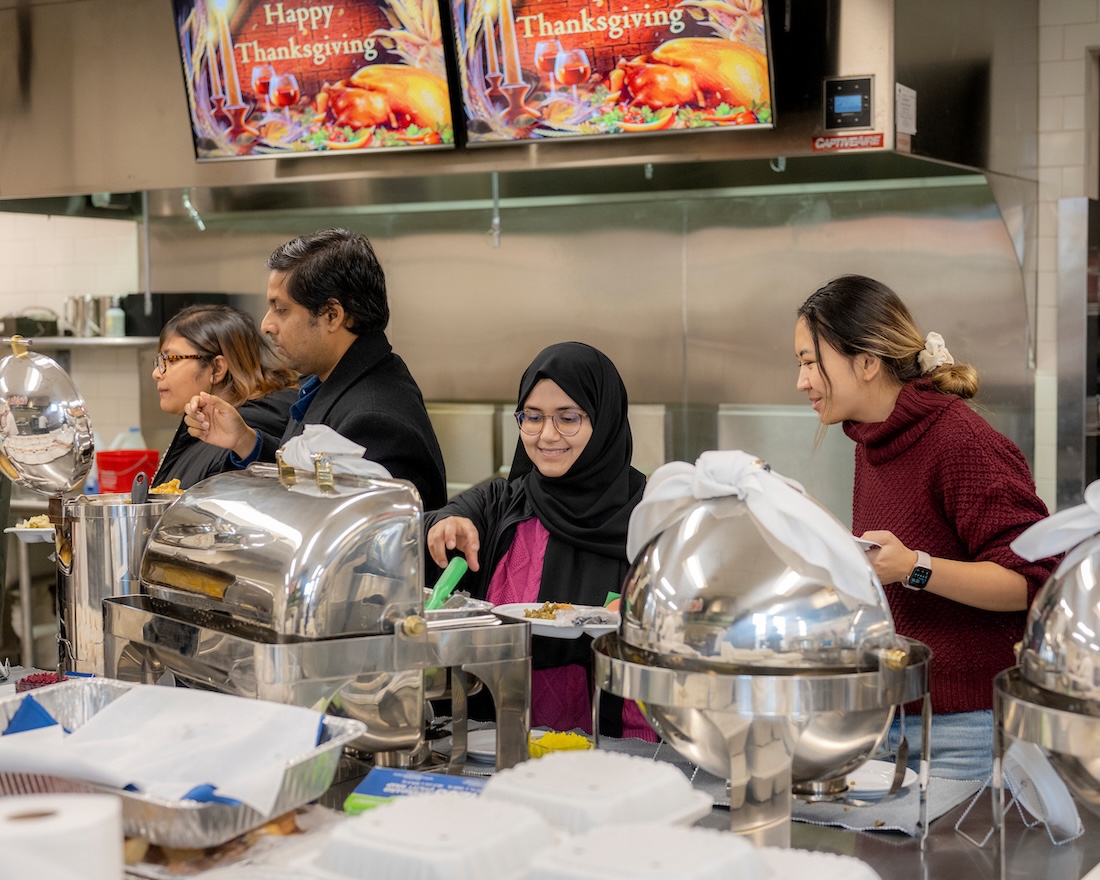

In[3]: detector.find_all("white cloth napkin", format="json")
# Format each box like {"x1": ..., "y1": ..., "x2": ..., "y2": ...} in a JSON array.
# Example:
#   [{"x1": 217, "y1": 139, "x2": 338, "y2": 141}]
[
  {"x1": 0, "y1": 686, "x2": 324, "y2": 815},
  {"x1": 279, "y1": 425, "x2": 391, "y2": 495},
  {"x1": 627, "y1": 450, "x2": 882, "y2": 609},
  {"x1": 1011, "y1": 479, "x2": 1100, "y2": 561}
]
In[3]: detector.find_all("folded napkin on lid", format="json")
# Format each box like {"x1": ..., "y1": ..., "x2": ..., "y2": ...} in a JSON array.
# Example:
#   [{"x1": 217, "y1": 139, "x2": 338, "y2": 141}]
[
  {"x1": 627, "y1": 450, "x2": 882, "y2": 610},
  {"x1": 279, "y1": 425, "x2": 391, "y2": 496},
  {"x1": 1012, "y1": 478, "x2": 1100, "y2": 562}
]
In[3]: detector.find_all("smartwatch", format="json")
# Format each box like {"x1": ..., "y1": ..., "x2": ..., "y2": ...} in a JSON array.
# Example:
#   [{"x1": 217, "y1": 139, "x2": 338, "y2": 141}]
[{"x1": 904, "y1": 550, "x2": 932, "y2": 591}]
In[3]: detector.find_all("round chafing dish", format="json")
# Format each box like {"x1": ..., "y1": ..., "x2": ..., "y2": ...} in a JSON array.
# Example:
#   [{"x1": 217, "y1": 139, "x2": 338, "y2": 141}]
[
  {"x1": 0, "y1": 336, "x2": 93, "y2": 495},
  {"x1": 596, "y1": 485, "x2": 930, "y2": 846},
  {"x1": 998, "y1": 536, "x2": 1100, "y2": 821}
]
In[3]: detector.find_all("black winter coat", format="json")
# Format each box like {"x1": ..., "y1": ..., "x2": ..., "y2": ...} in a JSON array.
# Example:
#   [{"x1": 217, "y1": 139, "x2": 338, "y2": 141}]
[
  {"x1": 256, "y1": 330, "x2": 447, "y2": 511},
  {"x1": 154, "y1": 388, "x2": 298, "y2": 490}
]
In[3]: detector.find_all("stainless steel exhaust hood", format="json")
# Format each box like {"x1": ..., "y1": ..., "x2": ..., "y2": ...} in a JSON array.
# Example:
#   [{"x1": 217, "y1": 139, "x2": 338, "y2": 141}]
[{"x1": 0, "y1": 0, "x2": 1036, "y2": 213}]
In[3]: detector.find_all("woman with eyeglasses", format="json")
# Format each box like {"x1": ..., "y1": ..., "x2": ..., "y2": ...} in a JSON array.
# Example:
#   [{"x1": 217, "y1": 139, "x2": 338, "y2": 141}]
[
  {"x1": 150, "y1": 305, "x2": 297, "y2": 489},
  {"x1": 425, "y1": 341, "x2": 652, "y2": 738}
]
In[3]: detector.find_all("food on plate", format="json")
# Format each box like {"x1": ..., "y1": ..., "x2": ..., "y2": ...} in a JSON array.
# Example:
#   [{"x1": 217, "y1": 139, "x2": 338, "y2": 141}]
[
  {"x1": 15, "y1": 514, "x2": 51, "y2": 529},
  {"x1": 569, "y1": 607, "x2": 619, "y2": 627},
  {"x1": 16, "y1": 672, "x2": 59, "y2": 692},
  {"x1": 529, "y1": 730, "x2": 593, "y2": 758},
  {"x1": 616, "y1": 38, "x2": 769, "y2": 112},
  {"x1": 150, "y1": 478, "x2": 184, "y2": 495},
  {"x1": 524, "y1": 601, "x2": 574, "y2": 620},
  {"x1": 315, "y1": 65, "x2": 451, "y2": 133}
]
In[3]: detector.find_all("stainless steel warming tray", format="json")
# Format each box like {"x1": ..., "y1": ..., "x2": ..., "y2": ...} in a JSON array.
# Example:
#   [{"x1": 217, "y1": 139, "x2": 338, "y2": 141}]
[
  {"x1": 106, "y1": 462, "x2": 533, "y2": 770},
  {"x1": 139, "y1": 463, "x2": 423, "y2": 639}
]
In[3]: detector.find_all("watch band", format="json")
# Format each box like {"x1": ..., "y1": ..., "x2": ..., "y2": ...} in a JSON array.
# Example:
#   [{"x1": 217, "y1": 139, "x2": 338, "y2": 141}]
[{"x1": 904, "y1": 550, "x2": 932, "y2": 591}]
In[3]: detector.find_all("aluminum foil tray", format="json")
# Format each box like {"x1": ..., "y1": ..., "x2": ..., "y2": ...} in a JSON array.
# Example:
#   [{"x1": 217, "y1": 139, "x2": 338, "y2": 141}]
[{"x1": 0, "y1": 678, "x2": 365, "y2": 848}]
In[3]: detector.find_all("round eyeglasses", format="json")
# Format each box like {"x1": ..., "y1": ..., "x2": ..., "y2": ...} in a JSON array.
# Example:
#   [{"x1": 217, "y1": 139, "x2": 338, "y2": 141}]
[
  {"x1": 153, "y1": 352, "x2": 207, "y2": 374},
  {"x1": 514, "y1": 410, "x2": 588, "y2": 436}
]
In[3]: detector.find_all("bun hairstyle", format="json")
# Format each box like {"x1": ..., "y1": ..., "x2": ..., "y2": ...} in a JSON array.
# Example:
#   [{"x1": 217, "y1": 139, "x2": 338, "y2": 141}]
[{"x1": 797, "y1": 274, "x2": 979, "y2": 400}]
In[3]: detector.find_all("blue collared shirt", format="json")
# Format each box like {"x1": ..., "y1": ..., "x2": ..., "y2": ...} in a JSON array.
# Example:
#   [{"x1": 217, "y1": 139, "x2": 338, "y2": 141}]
[{"x1": 232, "y1": 375, "x2": 322, "y2": 468}]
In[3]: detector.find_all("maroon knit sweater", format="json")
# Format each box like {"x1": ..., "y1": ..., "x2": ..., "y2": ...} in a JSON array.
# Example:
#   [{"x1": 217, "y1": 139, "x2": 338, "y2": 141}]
[{"x1": 843, "y1": 380, "x2": 1057, "y2": 714}]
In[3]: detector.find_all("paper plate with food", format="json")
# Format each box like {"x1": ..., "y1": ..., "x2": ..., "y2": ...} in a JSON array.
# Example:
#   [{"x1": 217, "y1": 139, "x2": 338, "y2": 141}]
[
  {"x1": 493, "y1": 602, "x2": 620, "y2": 639},
  {"x1": 5, "y1": 514, "x2": 55, "y2": 543}
]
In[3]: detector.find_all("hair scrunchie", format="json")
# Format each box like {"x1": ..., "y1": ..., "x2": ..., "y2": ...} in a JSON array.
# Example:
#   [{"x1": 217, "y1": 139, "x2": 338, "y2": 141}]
[{"x1": 918, "y1": 331, "x2": 954, "y2": 375}]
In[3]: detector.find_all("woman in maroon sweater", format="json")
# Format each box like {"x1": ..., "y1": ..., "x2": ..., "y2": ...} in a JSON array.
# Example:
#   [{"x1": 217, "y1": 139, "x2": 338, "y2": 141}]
[{"x1": 795, "y1": 275, "x2": 1058, "y2": 780}]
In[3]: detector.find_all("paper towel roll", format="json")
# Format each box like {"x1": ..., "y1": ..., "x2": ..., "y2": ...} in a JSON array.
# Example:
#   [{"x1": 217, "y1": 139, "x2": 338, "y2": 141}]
[{"x1": 0, "y1": 793, "x2": 122, "y2": 879}]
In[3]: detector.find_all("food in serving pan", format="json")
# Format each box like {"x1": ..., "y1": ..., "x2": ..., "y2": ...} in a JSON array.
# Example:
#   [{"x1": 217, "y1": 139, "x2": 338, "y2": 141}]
[
  {"x1": 529, "y1": 730, "x2": 593, "y2": 758},
  {"x1": 524, "y1": 601, "x2": 574, "y2": 620},
  {"x1": 150, "y1": 478, "x2": 184, "y2": 495},
  {"x1": 15, "y1": 514, "x2": 51, "y2": 528},
  {"x1": 16, "y1": 672, "x2": 59, "y2": 692},
  {"x1": 126, "y1": 810, "x2": 301, "y2": 871}
]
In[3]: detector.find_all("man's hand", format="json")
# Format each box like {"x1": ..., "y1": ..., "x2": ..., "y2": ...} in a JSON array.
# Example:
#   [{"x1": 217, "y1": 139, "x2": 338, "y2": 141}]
[
  {"x1": 426, "y1": 516, "x2": 482, "y2": 571},
  {"x1": 184, "y1": 392, "x2": 257, "y2": 459}
]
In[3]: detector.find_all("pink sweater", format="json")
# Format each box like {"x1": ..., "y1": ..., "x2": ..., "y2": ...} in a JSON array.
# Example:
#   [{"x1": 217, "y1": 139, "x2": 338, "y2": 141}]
[
  {"x1": 844, "y1": 380, "x2": 1057, "y2": 713},
  {"x1": 488, "y1": 517, "x2": 656, "y2": 739}
]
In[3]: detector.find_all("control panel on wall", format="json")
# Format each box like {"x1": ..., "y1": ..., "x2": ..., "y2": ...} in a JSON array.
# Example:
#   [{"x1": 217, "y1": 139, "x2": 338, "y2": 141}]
[{"x1": 823, "y1": 76, "x2": 873, "y2": 130}]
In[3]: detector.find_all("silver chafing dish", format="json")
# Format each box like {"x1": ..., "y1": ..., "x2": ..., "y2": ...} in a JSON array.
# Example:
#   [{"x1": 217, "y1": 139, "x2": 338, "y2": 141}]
[
  {"x1": 0, "y1": 336, "x2": 93, "y2": 496},
  {"x1": 0, "y1": 336, "x2": 174, "y2": 675},
  {"x1": 103, "y1": 462, "x2": 532, "y2": 770},
  {"x1": 993, "y1": 532, "x2": 1100, "y2": 841},
  {"x1": 593, "y1": 461, "x2": 931, "y2": 847}
]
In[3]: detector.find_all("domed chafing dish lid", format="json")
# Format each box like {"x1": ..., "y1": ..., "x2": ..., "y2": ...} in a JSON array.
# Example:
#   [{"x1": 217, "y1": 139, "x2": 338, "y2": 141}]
[
  {"x1": 0, "y1": 337, "x2": 93, "y2": 495},
  {"x1": 1019, "y1": 536, "x2": 1100, "y2": 701},
  {"x1": 1009, "y1": 481, "x2": 1100, "y2": 702},
  {"x1": 621, "y1": 453, "x2": 896, "y2": 672}
]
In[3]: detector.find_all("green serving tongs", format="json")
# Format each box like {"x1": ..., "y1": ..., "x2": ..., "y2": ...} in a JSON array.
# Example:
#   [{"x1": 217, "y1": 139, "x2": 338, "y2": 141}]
[{"x1": 424, "y1": 557, "x2": 469, "y2": 611}]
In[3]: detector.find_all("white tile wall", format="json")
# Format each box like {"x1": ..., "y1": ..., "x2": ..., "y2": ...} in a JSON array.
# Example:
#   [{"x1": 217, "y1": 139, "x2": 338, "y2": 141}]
[
  {"x1": 1036, "y1": 0, "x2": 1100, "y2": 508},
  {"x1": 0, "y1": 212, "x2": 143, "y2": 448}
]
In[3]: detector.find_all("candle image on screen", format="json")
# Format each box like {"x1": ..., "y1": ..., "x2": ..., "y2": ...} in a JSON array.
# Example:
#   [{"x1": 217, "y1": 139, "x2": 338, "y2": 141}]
[
  {"x1": 484, "y1": 10, "x2": 500, "y2": 77},
  {"x1": 498, "y1": 0, "x2": 522, "y2": 86},
  {"x1": 207, "y1": 30, "x2": 223, "y2": 98},
  {"x1": 212, "y1": 0, "x2": 242, "y2": 106}
]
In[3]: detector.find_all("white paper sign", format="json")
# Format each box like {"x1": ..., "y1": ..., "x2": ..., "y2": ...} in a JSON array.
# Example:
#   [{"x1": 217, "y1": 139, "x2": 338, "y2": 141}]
[{"x1": 896, "y1": 83, "x2": 917, "y2": 135}]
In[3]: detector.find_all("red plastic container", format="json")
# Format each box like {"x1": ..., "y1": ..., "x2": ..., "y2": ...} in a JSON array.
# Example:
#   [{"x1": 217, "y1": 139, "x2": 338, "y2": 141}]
[{"x1": 96, "y1": 449, "x2": 160, "y2": 494}]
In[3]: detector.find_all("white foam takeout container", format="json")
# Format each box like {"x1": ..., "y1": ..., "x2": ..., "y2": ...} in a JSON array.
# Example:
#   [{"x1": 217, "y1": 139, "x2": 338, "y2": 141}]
[{"x1": 481, "y1": 749, "x2": 713, "y2": 833}]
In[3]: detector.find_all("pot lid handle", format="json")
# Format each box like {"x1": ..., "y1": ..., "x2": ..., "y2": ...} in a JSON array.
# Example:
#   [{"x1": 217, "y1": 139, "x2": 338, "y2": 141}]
[{"x1": 6, "y1": 335, "x2": 30, "y2": 358}]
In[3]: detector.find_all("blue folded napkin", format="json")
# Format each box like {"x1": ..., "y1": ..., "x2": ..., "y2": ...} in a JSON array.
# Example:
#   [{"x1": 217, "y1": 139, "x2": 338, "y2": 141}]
[
  {"x1": 182, "y1": 783, "x2": 242, "y2": 806},
  {"x1": 3, "y1": 694, "x2": 58, "y2": 736}
]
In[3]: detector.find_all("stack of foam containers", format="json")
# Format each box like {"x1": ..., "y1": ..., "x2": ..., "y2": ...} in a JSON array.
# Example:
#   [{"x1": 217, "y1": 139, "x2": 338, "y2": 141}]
[
  {"x1": 480, "y1": 750, "x2": 713, "y2": 831},
  {"x1": 307, "y1": 793, "x2": 553, "y2": 880},
  {"x1": 294, "y1": 752, "x2": 883, "y2": 880},
  {"x1": 525, "y1": 823, "x2": 883, "y2": 880}
]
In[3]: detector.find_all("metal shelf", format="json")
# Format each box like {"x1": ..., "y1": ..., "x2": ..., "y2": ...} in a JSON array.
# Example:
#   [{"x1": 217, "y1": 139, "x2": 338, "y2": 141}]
[{"x1": 22, "y1": 337, "x2": 158, "y2": 350}]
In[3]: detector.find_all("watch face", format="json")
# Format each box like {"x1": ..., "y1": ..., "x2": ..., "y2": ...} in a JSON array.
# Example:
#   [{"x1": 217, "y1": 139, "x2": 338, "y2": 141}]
[{"x1": 908, "y1": 566, "x2": 932, "y2": 589}]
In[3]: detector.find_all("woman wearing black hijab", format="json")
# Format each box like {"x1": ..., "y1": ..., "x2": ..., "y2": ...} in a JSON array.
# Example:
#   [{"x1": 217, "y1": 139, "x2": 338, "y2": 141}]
[{"x1": 426, "y1": 342, "x2": 648, "y2": 737}]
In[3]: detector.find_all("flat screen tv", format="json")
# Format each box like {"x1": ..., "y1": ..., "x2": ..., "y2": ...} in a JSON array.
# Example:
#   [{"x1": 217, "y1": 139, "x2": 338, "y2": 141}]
[
  {"x1": 448, "y1": 0, "x2": 773, "y2": 144},
  {"x1": 171, "y1": 0, "x2": 457, "y2": 160}
]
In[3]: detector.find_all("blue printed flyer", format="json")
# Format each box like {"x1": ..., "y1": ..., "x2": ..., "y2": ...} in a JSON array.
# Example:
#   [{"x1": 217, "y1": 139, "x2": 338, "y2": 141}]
[{"x1": 343, "y1": 766, "x2": 487, "y2": 815}]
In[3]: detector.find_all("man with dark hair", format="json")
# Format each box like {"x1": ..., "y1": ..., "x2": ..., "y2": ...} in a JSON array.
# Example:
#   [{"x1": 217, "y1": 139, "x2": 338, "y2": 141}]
[{"x1": 184, "y1": 227, "x2": 446, "y2": 510}]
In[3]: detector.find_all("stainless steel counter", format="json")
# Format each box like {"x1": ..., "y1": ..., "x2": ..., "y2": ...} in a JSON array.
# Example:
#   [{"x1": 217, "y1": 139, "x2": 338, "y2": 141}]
[
  {"x1": 119, "y1": 754, "x2": 1100, "y2": 878},
  {"x1": 695, "y1": 796, "x2": 1100, "y2": 880}
]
